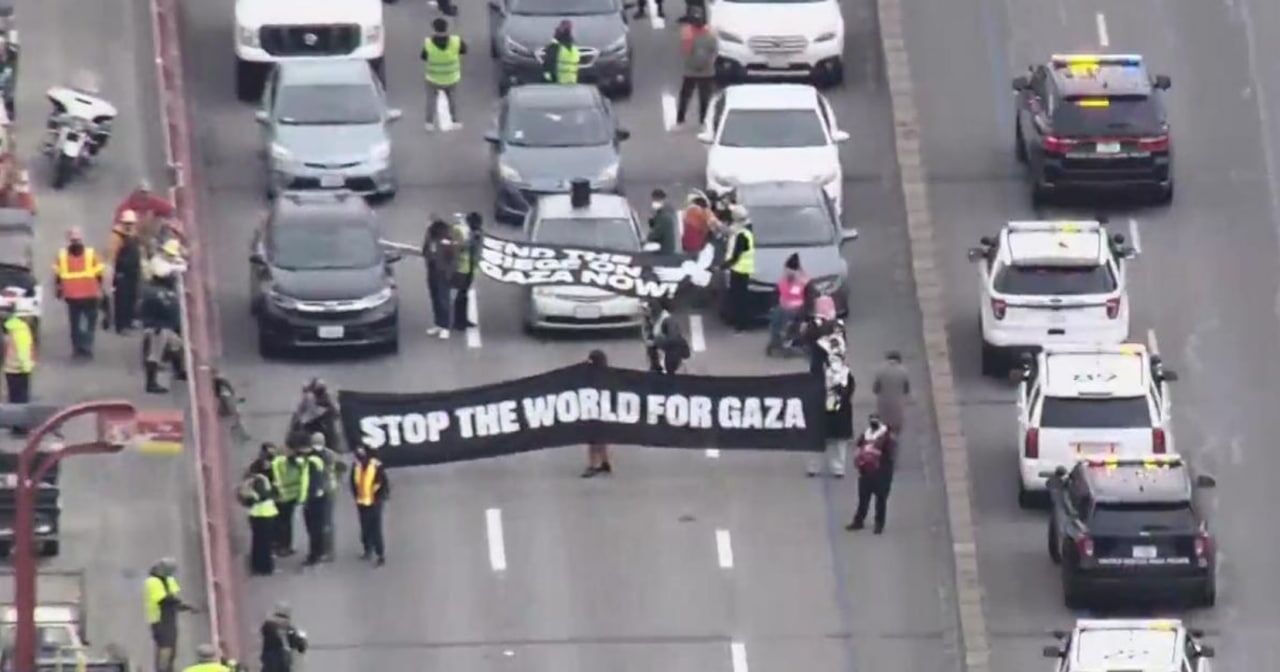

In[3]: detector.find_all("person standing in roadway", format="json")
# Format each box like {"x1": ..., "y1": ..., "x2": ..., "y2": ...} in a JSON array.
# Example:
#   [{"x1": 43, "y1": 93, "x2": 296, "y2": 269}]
[
  {"x1": 352, "y1": 444, "x2": 390, "y2": 565},
  {"x1": 422, "y1": 18, "x2": 465, "y2": 131}
]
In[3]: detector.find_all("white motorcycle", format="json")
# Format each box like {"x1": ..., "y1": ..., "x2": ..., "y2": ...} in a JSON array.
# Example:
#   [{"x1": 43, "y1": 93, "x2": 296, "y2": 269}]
[{"x1": 41, "y1": 85, "x2": 116, "y2": 189}]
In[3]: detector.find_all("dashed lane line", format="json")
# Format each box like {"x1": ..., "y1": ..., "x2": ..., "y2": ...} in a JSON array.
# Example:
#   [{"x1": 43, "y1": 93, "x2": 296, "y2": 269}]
[
  {"x1": 730, "y1": 641, "x2": 749, "y2": 672},
  {"x1": 876, "y1": 0, "x2": 992, "y2": 667},
  {"x1": 466, "y1": 288, "x2": 481, "y2": 348},
  {"x1": 1128, "y1": 217, "x2": 1142, "y2": 254},
  {"x1": 647, "y1": 0, "x2": 665, "y2": 30},
  {"x1": 715, "y1": 529, "x2": 734, "y2": 568},
  {"x1": 1095, "y1": 12, "x2": 1110, "y2": 47},
  {"x1": 661, "y1": 91, "x2": 678, "y2": 132},
  {"x1": 486, "y1": 508, "x2": 507, "y2": 571},
  {"x1": 705, "y1": 449, "x2": 721, "y2": 458},
  {"x1": 689, "y1": 314, "x2": 706, "y2": 352}
]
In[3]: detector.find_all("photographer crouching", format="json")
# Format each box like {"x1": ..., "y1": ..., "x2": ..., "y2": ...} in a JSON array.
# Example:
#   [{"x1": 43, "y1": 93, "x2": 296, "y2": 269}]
[{"x1": 141, "y1": 239, "x2": 187, "y2": 394}]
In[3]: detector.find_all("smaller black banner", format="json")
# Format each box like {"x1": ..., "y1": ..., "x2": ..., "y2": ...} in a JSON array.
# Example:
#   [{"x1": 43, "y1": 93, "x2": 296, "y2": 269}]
[{"x1": 339, "y1": 363, "x2": 824, "y2": 467}]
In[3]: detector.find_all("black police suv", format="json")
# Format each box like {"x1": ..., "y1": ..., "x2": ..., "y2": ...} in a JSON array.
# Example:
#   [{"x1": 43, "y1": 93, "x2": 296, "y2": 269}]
[
  {"x1": 1012, "y1": 54, "x2": 1173, "y2": 205},
  {"x1": 1045, "y1": 455, "x2": 1217, "y2": 609},
  {"x1": 249, "y1": 191, "x2": 403, "y2": 357}
]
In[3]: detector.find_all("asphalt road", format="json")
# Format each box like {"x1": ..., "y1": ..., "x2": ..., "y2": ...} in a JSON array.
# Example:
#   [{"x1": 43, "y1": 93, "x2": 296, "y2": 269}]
[
  {"x1": 900, "y1": 0, "x2": 1280, "y2": 667},
  {"x1": 4, "y1": 0, "x2": 209, "y2": 664},
  {"x1": 178, "y1": 0, "x2": 963, "y2": 670}
]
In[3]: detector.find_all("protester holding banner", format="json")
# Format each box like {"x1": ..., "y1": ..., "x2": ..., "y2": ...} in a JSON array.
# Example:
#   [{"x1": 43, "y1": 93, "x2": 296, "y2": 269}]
[
  {"x1": 641, "y1": 297, "x2": 690, "y2": 375},
  {"x1": 799, "y1": 295, "x2": 845, "y2": 375},
  {"x1": 581, "y1": 349, "x2": 614, "y2": 478},
  {"x1": 807, "y1": 324, "x2": 854, "y2": 478},
  {"x1": 422, "y1": 216, "x2": 458, "y2": 339}
]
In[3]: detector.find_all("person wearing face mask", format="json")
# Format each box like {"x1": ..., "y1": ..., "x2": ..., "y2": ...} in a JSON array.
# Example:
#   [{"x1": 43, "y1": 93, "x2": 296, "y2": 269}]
[
  {"x1": 645, "y1": 188, "x2": 678, "y2": 255},
  {"x1": 51, "y1": 226, "x2": 105, "y2": 358},
  {"x1": 766, "y1": 253, "x2": 809, "y2": 356},
  {"x1": 847, "y1": 413, "x2": 896, "y2": 534}
]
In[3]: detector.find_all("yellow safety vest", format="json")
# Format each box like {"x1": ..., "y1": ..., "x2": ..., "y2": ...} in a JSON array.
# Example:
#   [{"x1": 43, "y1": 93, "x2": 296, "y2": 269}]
[
  {"x1": 143, "y1": 575, "x2": 181, "y2": 625},
  {"x1": 271, "y1": 455, "x2": 304, "y2": 503},
  {"x1": 247, "y1": 474, "x2": 279, "y2": 519},
  {"x1": 556, "y1": 44, "x2": 580, "y2": 84},
  {"x1": 424, "y1": 36, "x2": 462, "y2": 86},
  {"x1": 730, "y1": 228, "x2": 755, "y2": 275},
  {"x1": 182, "y1": 663, "x2": 232, "y2": 672},
  {"x1": 54, "y1": 247, "x2": 104, "y2": 299},
  {"x1": 2, "y1": 316, "x2": 33, "y2": 374},
  {"x1": 353, "y1": 459, "x2": 383, "y2": 506}
]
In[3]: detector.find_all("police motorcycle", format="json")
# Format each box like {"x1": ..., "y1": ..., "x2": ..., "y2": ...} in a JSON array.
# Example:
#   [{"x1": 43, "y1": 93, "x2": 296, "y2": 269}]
[{"x1": 40, "y1": 75, "x2": 116, "y2": 190}]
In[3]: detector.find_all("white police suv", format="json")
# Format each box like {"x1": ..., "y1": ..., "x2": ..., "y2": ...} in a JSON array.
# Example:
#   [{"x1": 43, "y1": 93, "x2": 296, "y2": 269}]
[
  {"x1": 1015, "y1": 343, "x2": 1176, "y2": 508},
  {"x1": 969, "y1": 220, "x2": 1136, "y2": 377},
  {"x1": 1043, "y1": 619, "x2": 1214, "y2": 672}
]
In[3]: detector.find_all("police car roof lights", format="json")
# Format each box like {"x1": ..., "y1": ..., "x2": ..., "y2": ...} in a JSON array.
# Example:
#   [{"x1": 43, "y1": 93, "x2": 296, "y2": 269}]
[{"x1": 1082, "y1": 454, "x2": 1183, "y2": 469}]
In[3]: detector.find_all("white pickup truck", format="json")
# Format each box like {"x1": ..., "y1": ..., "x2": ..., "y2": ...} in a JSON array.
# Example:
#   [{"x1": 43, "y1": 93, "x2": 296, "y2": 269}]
[{"x1": 233, "y1": 0, "x2": 386, "y2": 101}]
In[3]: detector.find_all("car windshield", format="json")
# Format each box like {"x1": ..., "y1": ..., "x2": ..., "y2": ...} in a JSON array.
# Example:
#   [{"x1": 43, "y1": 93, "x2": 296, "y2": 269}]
[
  {"x1": 534, "y1": 217, "x2": 638, "y2": 250},
  {"x1": 1040, "y1": 397, "x2": 1151, "y2": 428},
  {"x1": 276, "y1": 84, "x2": 383, "y2": 125},
  {"x1": 747, "y1": 204, "x2": 834, "y2": 246},
  {"x1": 1052, "y1": 96, "x2": 1165, "y2": 137},
  {"x1": 718, "y1": 109, "x2": 828, "y2": 148},
  {"x1": 506, "y1": 105, "x2": 612, "y2": 147},
  {"x1": 271, "y1": 221, "x2": 382, "y2": 270},
  {"x1": 1087, "y1": 502, "x2": 1197, "y2": 535},
  {"x1": 994, "y1": 264, "x2": 1116, "y2": 295},
  {"x1": 511, "y1": 0, "x2": 615, "y2": 15}
]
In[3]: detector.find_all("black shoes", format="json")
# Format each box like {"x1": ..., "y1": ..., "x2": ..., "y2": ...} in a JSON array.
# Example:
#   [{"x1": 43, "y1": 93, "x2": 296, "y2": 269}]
[
  {"x1": 845, "y1": 520, "x2": 885, "y2": 534},
  {"x1": 580, "y1": 462, "x2": 613, "y2": 478}
]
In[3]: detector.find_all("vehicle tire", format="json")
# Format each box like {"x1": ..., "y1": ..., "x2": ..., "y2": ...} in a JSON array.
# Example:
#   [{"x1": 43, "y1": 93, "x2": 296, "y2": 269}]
[
  {"x1": 0, "y1": 541, "x2": 11, "y2": 558},
  {"x1": 612, "y1": 79, "x2": 634, "y2": 99},
  {"x1": 51, "y1": 154, "x2": 72, "y2": 190},
  {"x1": 820, "y1": 60, "x2": 845, "y2": 88},
  {"x1": 980, "y1": 340, "x2": 1003, "y2": 378},
  {"x1": 384, "y1": 336, "x2": 400, "y2": 355},
  {"x1": 38, "y1": 540, "x2": 59, "y2": 557},
  {"x1": 1062, "y1": 569, "x2": 1084, "y2": 610},
  {"x1": 1200, "y1": 576, "x2": 1217, "y2": 607},
  {"x1": 1017, "y1": 482, "x2": 1037, "y2": 509},
  {"x1": 371, "y1": 57, "x2": 387, "y2": 85},
  {"x1": 1047, "y1": 522, "x2": 1061, "y2": 564},
  {"x1": 1155, "y1": 181, "x2": 1174, "y2": 205},
  {"x1": 235, "y1": 58, "x2": 264, "y2": 102},
  {"x1": 257, "y1": 327, "x2": 278, "y2": 359},
  {"x1": 1014, "y1": 122, "x2": 1027, "y2": 163},
  {"x1": 490, "y1": 37, "x2": 498, "y2": 58}
]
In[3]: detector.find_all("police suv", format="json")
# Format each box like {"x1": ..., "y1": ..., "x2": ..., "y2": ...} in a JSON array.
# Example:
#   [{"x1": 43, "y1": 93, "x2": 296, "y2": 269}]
[
  {"x1": 1016, "y1": 343, "x2": 1177, "y2": 507},
  {"x1": 969, "y1": 220, "x2": 1135, "y2": 377},
  {"x1": 1043, "y1": 619, "x2": 1214, "y2": 672}
]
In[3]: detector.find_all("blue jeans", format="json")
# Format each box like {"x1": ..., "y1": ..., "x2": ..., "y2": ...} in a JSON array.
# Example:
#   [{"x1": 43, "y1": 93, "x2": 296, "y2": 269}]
[
  {"x1": 66, "y1": 298, "x2": 98, "y2": 355},
  {"x1": 767, "y1": 305, "x2": 801, "y2": 348}
]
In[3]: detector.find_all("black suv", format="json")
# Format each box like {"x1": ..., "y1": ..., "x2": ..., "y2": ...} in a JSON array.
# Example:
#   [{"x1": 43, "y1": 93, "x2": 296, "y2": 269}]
[
  {"x1": 1045, "y1": 455, "x2": 1217, "y2": 609},
  {"x1": 249, "y1": 191, "x2": 403, "y2": 357},
  {"x1": 1012, "y1": 55, "x2": 1173, "y2": 205}
]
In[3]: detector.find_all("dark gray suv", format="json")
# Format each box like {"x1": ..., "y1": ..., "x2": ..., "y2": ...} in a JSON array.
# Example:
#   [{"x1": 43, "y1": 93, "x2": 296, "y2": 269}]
[{"x1": 489, "y1": 0, "x2": 633, "y2": 96}]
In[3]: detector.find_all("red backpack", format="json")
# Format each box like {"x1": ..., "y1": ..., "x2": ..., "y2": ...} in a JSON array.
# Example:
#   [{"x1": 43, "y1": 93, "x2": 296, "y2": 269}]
[{"x1": 853, "y1": 426, "x2": 888, "y2": 474}]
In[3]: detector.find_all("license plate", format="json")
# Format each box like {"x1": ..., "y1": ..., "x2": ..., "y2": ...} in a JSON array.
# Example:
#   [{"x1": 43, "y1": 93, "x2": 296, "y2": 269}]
[
  {"x1": 574, "y1": 305, "x2": 602, "y2": 319},
  {"x1": 1074, "y1": 442, "x2": 1115, "y2": 454},
  {"x1": 319, "y1": 175, "x2": 345, "y2": 188},
  {"x1": 317, "y1": 325, "x2": 345, "y2": 339},
  {"x1": 766, "y1": 56, "x2": 789, "y2": 70},
  {"x1": 1096, "y1": 141, "x2": 1121, "y2": 154},
  {"x1": 1132, "y1": 545, "x2": 1158, "y2": 559}
]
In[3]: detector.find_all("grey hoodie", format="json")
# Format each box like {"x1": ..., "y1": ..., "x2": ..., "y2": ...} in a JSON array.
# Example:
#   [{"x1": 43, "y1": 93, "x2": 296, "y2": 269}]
[{"x1": 684, "y1": 27, "x2": 718, "y2": 78}]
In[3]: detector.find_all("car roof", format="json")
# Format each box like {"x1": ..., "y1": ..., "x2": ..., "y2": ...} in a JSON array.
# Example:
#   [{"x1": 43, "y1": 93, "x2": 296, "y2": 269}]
[
  {"x1": 277, "y1": 59, "x2": 375, "y2": 86},
  {"x1": 1047, "y1": 54, "x2": 1153, "y2": 98},
  {"x1": 722, "y1": 83, "x2": 820, "y2": 109},
  {"x1": 508, "y1": 83, "x2": 601, "y2": 108},
  {"x1": 1002, "y1": 220, "x2": 1106, "y2": 266},
  {"x1": 271, "y1": 191, "x2": 375, "y2": 228},
  {"x1": 1071, "y1": 619, "x2": 1182, "y2": 672},
  {"x1": 1041, "y1": 344, "x2": 1149, "y2": 397},
  {"x1": 1075, "y1": 456, "x2": 1192, "y2": 503},
  {"x1": 535, "y1": 193, "x2": 634, "y2": 220},
  {"x1": 736, "y1": 181, "x2": 826, "y2": 207}
]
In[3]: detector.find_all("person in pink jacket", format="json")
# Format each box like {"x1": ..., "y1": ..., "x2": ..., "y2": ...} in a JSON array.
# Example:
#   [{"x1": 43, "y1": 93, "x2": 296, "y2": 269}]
[{"x1": 766, "y1": 253, "x2": 809, "y2": 356}]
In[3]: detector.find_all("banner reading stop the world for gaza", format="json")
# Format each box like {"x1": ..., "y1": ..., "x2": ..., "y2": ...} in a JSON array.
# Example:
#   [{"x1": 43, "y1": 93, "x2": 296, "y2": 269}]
[{"x1": 338, "y1": 363, "x2": 825, "y2": 468}]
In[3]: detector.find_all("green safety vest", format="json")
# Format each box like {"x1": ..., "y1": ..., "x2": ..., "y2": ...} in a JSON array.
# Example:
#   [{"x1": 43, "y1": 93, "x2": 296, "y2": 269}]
[
  {"x1": 454, "y1": 224, "x2": 473, "y2": 274},
  {"x1": 424, "y1": 36, "x2": 462, "y2": 86},
  {"x1": 730, "y1": 228, "x2": 756, "y2": 274},
  {"x1": 271, "y1": 455, "x2": 304, "y2": 503},
  {"x1": 553, "y1": 44, "x2": 580, "y2": 84},
  {"x1": 2, "y1": 315, "x2": 33, "y2": 374},
  {"x1": 247, "y1": 474, "x2": 279, "y2": 519},
  {"x1": 143, "y1": 575, "x2": 180, "y2": 625}
]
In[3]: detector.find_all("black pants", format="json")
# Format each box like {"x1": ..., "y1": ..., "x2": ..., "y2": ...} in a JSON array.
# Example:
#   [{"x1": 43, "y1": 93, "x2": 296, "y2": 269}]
[
  {"x1": 249, "y1": 515, "x2": 276, "y2": 574},
  {"x1": 303, "y1": 497, "x2": 328, "y2": 562},
  {"x1": 275, "y1": 500, "x2": 297, "y2": 552},
  {"x1": 634, "y1": 0, "x2": 663, "y2": 16},
  {"x1": 357, "y1": 503, "x2": 385, "y2": 558},
  {"x1": 4, "y1": 372, "x2": 29, "y2": 403},
  {"x1": 427, "y1": 269, "x2": 452, "y2": 330},
  {"x1": 151, "y1": 623, "x2": 177, "y2": 672},
  {"x1": 677, "y1": 76, "x2": 714, "y2": 125},
  {"x1": 727, "y1": 271, "x2": 750, "y2": 329},
  {"x1": 452, "y1": 272, "x2": 474, "y2": 326},
  {"x1": 113, "y1": 272, "x2": 139, "y2": 332},
  {"x1": 647, "y1": 347, "x2": 684, "y2": 374},
  {"x1": 66, "y1": 298, "x2": 98, "y2": 355},
  {"x1": 852, "y1": 472, "x2": 892, "y2": 531}
]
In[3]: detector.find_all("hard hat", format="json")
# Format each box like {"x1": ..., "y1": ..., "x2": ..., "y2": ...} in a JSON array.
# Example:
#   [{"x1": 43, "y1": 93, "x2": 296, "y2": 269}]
[
  {"x1": 120, "y1": 209, "x2": 138, "y2": 224},
  {"x1": 195, "y1": 644, "x2": 218, "y2": 662},
  {"x1": 162, "y1": 239, "x2": 182, "y2": 256}
]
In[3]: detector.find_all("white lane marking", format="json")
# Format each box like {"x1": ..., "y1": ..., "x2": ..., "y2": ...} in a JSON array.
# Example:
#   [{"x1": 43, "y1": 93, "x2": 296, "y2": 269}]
[
  {"x1": 1095, "y1": 12, "x2": 1110, "y2": 47},
  {"x1": 1147, "y1": 328, "x2": 1160, "y2": 353},
  {"x1": 715, "y1": 529, "x2": 734, "y2": 568},
  {"x1": 1127, "y1": 217, "x2": 1142, "y2": 254},
  {"x1": 689, "y1": 314, "x2": 706, "y2": 352},
  {"x1": 648, "y1": 0, "x2": 665, "y2": 29},
  {"x1": 661, "y1": 91, "x2": 678, "y2": 131},
  {"x1": 437, "y1": 91, "x2": 458, "y2": 132},
  {"x1": 730, "y1": 641, "x2": 749, "y2": 672},
  {"x1": 705, "y1": 448, "x2": 721, "y2": 458},
  {"x1": 467, "y1": 288, "x2": 481, "y2": 348},
  {"x1": 485, "y1": 508, "x2": 507, "y2": 571}
]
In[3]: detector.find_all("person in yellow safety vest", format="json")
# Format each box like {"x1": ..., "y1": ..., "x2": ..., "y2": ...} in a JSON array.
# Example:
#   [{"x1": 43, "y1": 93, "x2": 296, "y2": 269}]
[
  {"x1": 183, "y1": 643, "x2": 237, "y2": 672},
  {"x1": 270, "y1": 446, "x2": 306, "y2": 557},
  {"x1": 451, "y1": 212, "x2": 482, "y2": 329},
  {"x1": 421, "y1": 18, "x2": 466, "y2": 131},
  {"x1": 541, "y1": 20, "x2": 581, "y2": 84},
  {"x1": 240, "y1": 461, "x2": 279, "y2": 576},
  {"x1": 1, "y1": 304, "x2": 34, "y2": 421},
  {"x1": 51, "y1": 226, "x2": 105, "y2": 359},
  {"x1": 351, "y1": 444, "x2": 391, "y2": 565},
  {"x1": 144, "y1": 557, "x2": 198, "y2": 672},
  {"x1": 720, "y1": 205, "x2": 755, "y2": 331}
]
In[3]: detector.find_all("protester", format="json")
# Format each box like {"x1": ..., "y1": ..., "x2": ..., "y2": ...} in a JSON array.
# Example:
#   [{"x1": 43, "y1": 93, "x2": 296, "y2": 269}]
[
  {"x1": 1, "y1": 304, "x2": 33, "y2": 415},
  {"x1": 115, "y1": 178, "x2": 175, "y2": 225},
  {"x1": 846, "y1": 413, "x2": 895, "y2": 534},
  {"x1": 290, "y1": 378, "x2": 340, "y2": 452},
  {"x1": 108, "y1": 209, "x2": 144, "y2": 332},
  {"x1": 675, "y1": 8, "x2": 717, "y2": 127},
  {"x1": 541, "y1": 21, "x2": 581, "y2": 84},
  {"x1": 720, "y1": 205, "x2": 755, "y2": 331},
  {"x1": 646, "y1": 189, "x2": 678, "y2": 255},
  {"x1": 143, "y1": 557, "x2": 198, "y2": 672},
  {"x1": 452, "y1": 212, "x2": 482, "y2": 329},
  {"x1": 766, "y1": 253, "x2": 809, "y2": 356},
  {"x1": 148, "y1": 238, "x2": 188, "y2": 282},
  {"x1": 873, "y1": 350, "x2": 910, "y2": 437},
  {"x1": 799, "y1": 294, "x2": 844, "y2": 375},
  {"x1": 581, "y1": 349, "x2": 614, "y2": 477},
  {"x1": 808, "y1": 327, "x2": 853, "y2": 478},
  {"x1": 351, "y1": 444, "x2": 390, "y2": 565},
  {"x1": 314, "y1": 432, "x2": 344, "y2": 562},
  {"x1": 270, "y1": 445, "x2": 305, "y2": 557},
  {"x1": 184, "y1": 643, "x2": 236, "y2": 672},
  {"x1": 634, "y1": 0, "x2": 664, "y2": 20},
  {"x1": 239, "y1": 459, "x2": 279, "y2": 576},
  {"x1": 297, "y1": 438, "x2": 329, "y2": 566},
  {"x1": 140, "y1": 264, "x2": 186, "y2": 394},
  {"x1": 260, "y1": 603, "x2": 308, "y2": 672},
  {"x1": 421, "y1": 18, "x2": 465, "y2": 131},
  {"x1": 642, "y1": 297, "x2": 689, "y2": 374},
  {"x1": 422, "y1": 216, "x2": 457, "y2": 339},
  {"x1": 680, "y1": 191, "x2": 718, "y2": 254},
  {"x1": 51, "y1": 226, "x2": 105, "y2": 359}
]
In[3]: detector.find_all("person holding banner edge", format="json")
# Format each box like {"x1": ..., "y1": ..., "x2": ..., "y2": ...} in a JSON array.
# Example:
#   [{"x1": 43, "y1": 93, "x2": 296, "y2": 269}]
[
  {"x1": 581, "y1": 349, "x2": 614, "y2": 477},
  {"x1": 641, "y1": 297, "x2": 690, "y2": 375},
  {"x1": 423, "y1": 216, "x2": 458, "y2": 338},
  {"x1": 452, "y1": 212, "x2": 482, "y2": 329}
]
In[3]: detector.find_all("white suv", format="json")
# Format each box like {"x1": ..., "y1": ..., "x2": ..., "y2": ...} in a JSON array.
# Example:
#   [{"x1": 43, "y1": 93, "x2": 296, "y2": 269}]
[
  {"x1": 708, "y1": 0, "x2": 844, "y2": 86},
  {"x1": 234, "y1": 0, "x2": 386, "y2": 102},
  {"x1": 1043, "y1": 619, "x2": 1214, "y2": 672},
  {"x1": 1015, "y1": 343, "x2": 1177, "y2": 507},
  {"x1": 699, "y1": 84, "x2": 848, "y2": 215},
  {"x1": 969, "y1": 220, "x2": 1136, "y2": 377}
]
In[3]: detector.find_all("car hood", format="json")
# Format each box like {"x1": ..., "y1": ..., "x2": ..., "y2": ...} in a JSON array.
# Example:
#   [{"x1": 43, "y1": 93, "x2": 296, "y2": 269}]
[
  {"x1": 707, "y1": 146, "x2": 839, "y2": 184},
  {"x1": 236, "y1": 0, "x2": 383, "y2": 27},
  {"x1": 537, "y1": 285, "x2": 632, "y2": 299},
  {"x1": 503, "y1": 13, "x2": 626, "y2": 51},
  {"x1": 501, "y1": 144, "x2": 618, "y2": 188},
  {"x1": 271, "y1": 265, "x2": 387, "y2": 301},
  {"x1": 274, "y1": 123, "x2": 387, "y2": 165},
  {"x1": 751, "y1": 245, "x2": 846, "y2": 285},
  {"x1": 710, "y1": 0, "x2": 841, "y2": 38}
]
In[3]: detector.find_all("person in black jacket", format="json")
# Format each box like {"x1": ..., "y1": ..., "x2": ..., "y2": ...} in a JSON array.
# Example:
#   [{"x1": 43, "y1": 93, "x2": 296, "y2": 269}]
[
  {"x1": 807, "y1": 351, "x2": 854, "y2": 478},
  {"x1": 581, "y1": 349, "x2": 614, "y2": 477},
  {"x1": 540, "y1": 21, "x2": 576, "y2": 83},
  {"x1": 260, "y1": 603, "x2": 308, "y2": 672},
  {"x1": 139, "y1": 277, "x2": 185, "y2": 394},
  {"x1": 846, "y1": 413, "x2": 895, "y2": 534},
  {"x1": 642, "y1": 297, "x2": 690, "y2": 374}
]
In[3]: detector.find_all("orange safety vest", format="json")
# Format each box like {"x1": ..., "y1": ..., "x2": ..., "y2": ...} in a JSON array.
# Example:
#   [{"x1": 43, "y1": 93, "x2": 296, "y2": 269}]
[
  {"x1": 54, "y1": 247, "x2": 104, "y2": 299},
  {"x1": 353, "y1": 460, "x2": 382, "y2": 506}
]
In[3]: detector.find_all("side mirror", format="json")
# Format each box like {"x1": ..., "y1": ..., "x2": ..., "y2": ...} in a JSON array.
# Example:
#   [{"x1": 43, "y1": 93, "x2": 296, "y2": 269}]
[
  {"x1": 1160, "y1": 370, "x2": 1179, "y2": 382},
  {"x1": 1042, "y1": 646, "x2": 1063, "y2": 658},
  {"x1": 1198, "y1": 645, "x2": 1215, "y2": 658},
  {"x1": 1012, "y1": 76, "x2": 1031, "y2": 91},
  {"x1": 840, "y1": 228, "x2": 859, "y2": 243},
  {"x1": 832, "y1": 129, "x2": 850, "y2": 142},
  {"x1": 697, "y1": 130, "x2": 713, "y2": 144},
  {"x1": 1195, "y1": 474, "x2": 1217, "y2": 488},
  {"x1": 484, "y1": 131, "x2": 501, "y2": 144},
  {"x1": 979, "y1": 235, "x2": 996, "y2": 246},
  {"x1": 248, "y1": 252, "x2": 264, "y2": 264},
  {"x1": 1154, "y1": 74, "x2": 1172, "y2": 90},
  {"x1": 642, "y1": 241, "x2": 661, "y2": 252},
  {"x1": 387, "y1": 108, "x2": 403, "y2": 122},
  {"x1": 616, "y1": 128, "x2": 631, "y2": 141},
  {"x1": 254, "y1": 110, "x2": 269, "y2": 124}
]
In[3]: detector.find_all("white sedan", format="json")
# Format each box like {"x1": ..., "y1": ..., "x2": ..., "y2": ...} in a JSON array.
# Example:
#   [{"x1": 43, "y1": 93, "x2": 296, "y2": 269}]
[{"x1": 699, "y1": 83, "x2": 848, "y2": 215}]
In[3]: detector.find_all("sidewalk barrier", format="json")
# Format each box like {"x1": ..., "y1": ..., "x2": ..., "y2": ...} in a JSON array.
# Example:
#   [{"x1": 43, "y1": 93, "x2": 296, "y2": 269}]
[{"x1": 147, "y1": 0, "x2": 242, "y2": 660}]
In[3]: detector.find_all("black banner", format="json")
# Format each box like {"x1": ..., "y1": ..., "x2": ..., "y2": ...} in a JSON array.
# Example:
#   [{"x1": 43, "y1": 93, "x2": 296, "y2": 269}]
[
  {"x1": 338, "y1": 363, "x2": 824, "y2": 467},
  {"x1": 476, "y1": 234, "x2": 717, "y2": 300}
]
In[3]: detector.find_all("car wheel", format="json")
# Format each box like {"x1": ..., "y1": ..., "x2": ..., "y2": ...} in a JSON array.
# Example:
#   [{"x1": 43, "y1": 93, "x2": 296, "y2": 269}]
[
  {"x1": 257, "y1": 326, "x2": 279, "y2": 359},
  {"x1": 371, "y1": 57, "x2": 386, "y2": 85},
  {"x1": 38, "y1": 540, "x2": 59, "y2": 557},
  {"x1": 1062, "y1": 567, "x2": 1084, "y2": 610},
  {"x1": 1017, "y1": 482, "x2": 1037, "y2": 510},
  {"x1": 0, "y1": 541, "x2": 11, "y2": 558},
  {"x1": 1200, "y1": 576, "x2": 1217, "y2": 607},
  {"x1": 235, "y1": 58, "x2": 264, "y2": 102},
  {"x1": 1014, "y1": 122, "x2": 1027, "y2": 163},
  {"x1": 1155, "y1": 180, "x2": 1174, "y2": 205},
  {"x1": 820, "y1": 60, "x2": 845, "y2": 88},
  {"x1": 612, "y1": 78, "x2": 634, "y2": 99},
  {"x1": 980, "y1": 340, "x2": 1003, "y2": 377},
  {"x1": 1047, "y1": 522, "x2": 1061, "y2": 564}
]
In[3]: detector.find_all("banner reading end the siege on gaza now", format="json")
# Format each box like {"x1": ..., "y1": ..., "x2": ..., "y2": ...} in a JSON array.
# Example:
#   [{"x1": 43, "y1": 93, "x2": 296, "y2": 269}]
[
  {"x1": 476, "y1": 233, "x2": 718, "y2": 300},
  {"x1": 338, "y1": 363, "x2": 825, "y2": 468}
]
